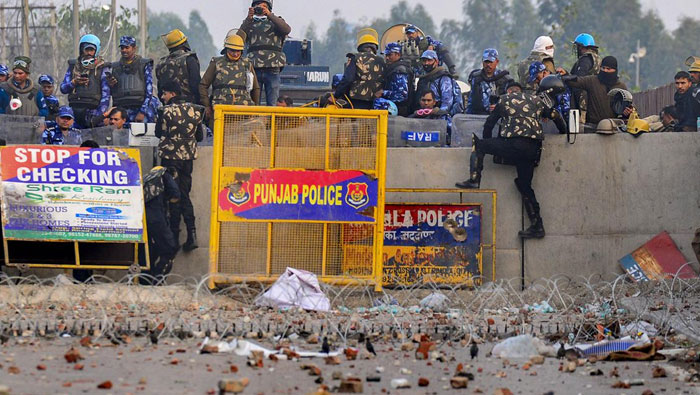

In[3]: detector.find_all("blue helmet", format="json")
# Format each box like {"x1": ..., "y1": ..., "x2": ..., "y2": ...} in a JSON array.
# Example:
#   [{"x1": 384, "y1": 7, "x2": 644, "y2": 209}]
[
  {"x1": 573, "y1": 33, "x2": 596, "y2": 48},
  {"x1": 0, "y1": 64, "x2": 8, "y2": 76},
  {"x1": 332, "y1": 73, "x2": 343, "y2": 89},
  {"x1": 79, "y1": 34, "x2": 101, "y2": 55}
]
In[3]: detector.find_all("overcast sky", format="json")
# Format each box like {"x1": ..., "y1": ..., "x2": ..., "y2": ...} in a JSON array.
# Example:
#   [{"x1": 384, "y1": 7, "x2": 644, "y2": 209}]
[{"x1": 72, "y1": 0, "x2": 700, "y2": 46}]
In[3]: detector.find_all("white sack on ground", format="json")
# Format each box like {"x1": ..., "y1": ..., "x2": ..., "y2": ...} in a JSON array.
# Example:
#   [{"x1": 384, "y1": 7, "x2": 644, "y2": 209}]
[{"x1": 254, "y1": 267, "x2": 330, "y2": 312}]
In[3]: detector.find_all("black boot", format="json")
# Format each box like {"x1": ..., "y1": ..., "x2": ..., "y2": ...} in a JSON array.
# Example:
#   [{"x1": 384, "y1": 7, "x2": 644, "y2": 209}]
[
  {"x1": 183, "y1": 228, "x2": 198, "y2": 252},
  {"x1": 456, "y1": 138, "x2": 484, "y2": 189},
  {"x1": 518, "y1": 198, "x2": 545, "y2": 239}
]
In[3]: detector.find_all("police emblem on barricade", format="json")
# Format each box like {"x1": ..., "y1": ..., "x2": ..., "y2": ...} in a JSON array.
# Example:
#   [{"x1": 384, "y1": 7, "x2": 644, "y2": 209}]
[
  {"x1": 227, "y1": 181, "x2": 250, "y2": 206},
  {"x1": 345, "y1": 182, "x2": 369, "y2": 209}
]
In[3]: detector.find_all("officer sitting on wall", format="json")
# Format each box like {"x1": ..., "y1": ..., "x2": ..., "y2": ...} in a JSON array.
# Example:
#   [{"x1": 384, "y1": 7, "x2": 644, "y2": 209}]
[
  {"x1": 334, "y1": 28, "x2": 386, "y2": 110},
  {"x1": 139, "y1": 165, "x2": 180, "y2": 284},
  {"x1": 374, "y1": 42, "x2": 413, "y2": 116},
  {"x1": 38, "y1": 74, "x2": 60, "y2": 121},
  {"x1": 401, "y1": 24, "x2": 457, "y2": 77},
  {"x1": 456, "y1": 77, "x2": 567, "y2": 239},
  {"x1": 42, "y1": 106, "x2": 82, "y2": 145},
  {"x1": 408, "y1": 90, "x2": 451, "y2": 137},
  {"x1": 107, "y1": 36, "x2": 159, "y2": 123}
]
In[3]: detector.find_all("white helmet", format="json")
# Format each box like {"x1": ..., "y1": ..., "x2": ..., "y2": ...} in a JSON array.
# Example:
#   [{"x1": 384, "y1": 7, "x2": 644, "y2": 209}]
[{"x1": 533, "y1": 36, "x2": 554, "y2": 58}]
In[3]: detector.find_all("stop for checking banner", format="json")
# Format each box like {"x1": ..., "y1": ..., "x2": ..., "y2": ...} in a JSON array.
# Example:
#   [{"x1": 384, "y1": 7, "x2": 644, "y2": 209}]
[{"x1": 0, "y1": 145, "x2": 145, "y2": 242}]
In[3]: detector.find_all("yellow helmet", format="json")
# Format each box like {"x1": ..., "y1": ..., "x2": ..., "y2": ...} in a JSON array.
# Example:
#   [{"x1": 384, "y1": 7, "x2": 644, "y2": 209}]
[
  {"x1": 686, "y1": 56, "x2": 700, "y2": 73},
  {"x1": 224, "y1": 34, "x2": 245, "y2": 51},
  {"x1": 626, "y1": 119, "x2": 650, "y2": 136},
  {"x1": 356, "y1": 27, "x2": 379, "y2": 50},
  {"x1": 161, "y1": 29, "x2": 187, "y2": 49}
]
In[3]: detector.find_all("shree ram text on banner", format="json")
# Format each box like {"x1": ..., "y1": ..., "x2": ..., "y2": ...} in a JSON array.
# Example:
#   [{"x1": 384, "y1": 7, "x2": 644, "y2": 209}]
[{"x1": 0, "y1": 146, "x2": 144, "y2": 242}]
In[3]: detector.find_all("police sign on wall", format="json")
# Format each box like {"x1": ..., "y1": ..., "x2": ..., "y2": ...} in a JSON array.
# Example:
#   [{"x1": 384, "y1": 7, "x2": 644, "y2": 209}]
[
  {"x1": 0, "y1": 145, "x2": 145, "y2": 242},
  {"x1": 217, "y1": 168, "x2": 378, "y2": 222},
  {"x1": 382, "y1": 204, "x2": 482, "y2": 285}
]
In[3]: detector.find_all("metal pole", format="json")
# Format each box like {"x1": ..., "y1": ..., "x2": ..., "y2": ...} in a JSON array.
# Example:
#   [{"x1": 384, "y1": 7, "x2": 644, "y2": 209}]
[
  {"x1": 72, "y1": 0, "x2": 79, "y2": 57},
  {"x1": 21, "y1": 0, "x2": 30, "y2": 56},
  {"x1": 50, "y1": 3, "x2": 58, "y2": 77},
  {"x1": 0, "y1": 8, "x2": 6, "y2": 64},
  {"x1": 110, "y1": 0, "x2": 117, "y2": 62},
  {"x1": 138, "y1": 0, "x2": 146, "y2": 57},
  {"x1": 635, "y1": 40, "x2": 640, "y2": 89}
]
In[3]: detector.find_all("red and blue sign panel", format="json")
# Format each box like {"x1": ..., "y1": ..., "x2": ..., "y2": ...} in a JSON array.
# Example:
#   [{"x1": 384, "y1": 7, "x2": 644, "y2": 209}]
[
  {"x1": 218, "y1": 169, "x2": 378, "y2": 222},
  {"x1": 619, "y1": 231, "x2": 697, "y2": 282}
]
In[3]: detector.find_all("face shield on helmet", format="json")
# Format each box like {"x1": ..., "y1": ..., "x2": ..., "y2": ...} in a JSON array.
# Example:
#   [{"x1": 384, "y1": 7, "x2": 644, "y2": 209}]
[{"x1": 79, "y1": 34, "x2": 101, "y2": 56}]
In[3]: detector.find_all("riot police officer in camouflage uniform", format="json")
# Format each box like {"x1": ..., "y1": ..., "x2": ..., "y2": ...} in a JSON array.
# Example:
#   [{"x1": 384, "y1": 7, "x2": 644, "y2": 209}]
[
  {"x1": 239, "y1": 0, "x2": 290, "y2": 106},
  {"x1": 155, "y1": 29, "x2": 201, "y2": 105},
  {"x1": 140, "y1": 166, "x2": 180, "y2": 283},
  {"x1": 557, "y1": 33, "x2": 601, "y2": 125},
  {"x1": 456, "y1": 77, "x2": 567, "y2": 239},
  {"x1": 200, "y1": 33, "x2": 261, "y2": 121},
  {"x1": 156, "y1": 81, "x2": 205, "y2": 252},
  {"x1": 334, "y1": 28, "x2": 386, "y2": 110}
]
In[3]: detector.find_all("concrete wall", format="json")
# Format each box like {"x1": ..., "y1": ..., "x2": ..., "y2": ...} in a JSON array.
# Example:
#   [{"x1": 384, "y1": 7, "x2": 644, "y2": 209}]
[{"x1": 173, "y1": 132, "x2": 700, "y2": 284}]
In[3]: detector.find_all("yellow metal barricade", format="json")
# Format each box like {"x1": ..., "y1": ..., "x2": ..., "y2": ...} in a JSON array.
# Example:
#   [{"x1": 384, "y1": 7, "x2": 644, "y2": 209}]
[{"x1": 209, "y1": 106, "x2": 387, "y2": 290}]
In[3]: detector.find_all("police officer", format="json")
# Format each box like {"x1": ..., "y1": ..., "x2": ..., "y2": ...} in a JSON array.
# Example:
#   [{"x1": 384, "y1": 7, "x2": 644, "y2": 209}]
[
  {"x1": 239, "y1": 0, "x2": 291, "y2": 106},
  {"x1": 374, "y1": 42, "x2": 413, "y2": 116},
  {"x1": 400, "y1": 24, "x2": 457, "y2": 77},
  {"x1": 42, "y1": 106, "x2": 82, "y2": 145},
  {"x1": 557, "y1": 33, "x2": 600, "y2": 125},
  {"x1": 38, "y1": 74, "x2": 60, "y2": 121},
  {"x1": 156, "y1": 81, "x2": 205, "y2": 252},
  {"x1": 517, "y1": 36, "x2": 556, "y2": 92},
  {"x1": 414, "y1": 50, "x2": 463, "y2": 116},
  {"x1": 456, "y1": 77, "x2": 567, "y2": 239},
  {"x1": 0, "y1": 56, "x2": 47, "y2": 117},
  {"x1": 108, "y1": 36, "x2": 159, "y2": 123},
  {"x1": 140, "y1": 166, "x2": 180, "y2": 283},
  {"x1": 156, "y1": 29, "x2": 201, "y2": 105},
  {"x1": 200, "y1": 33, "x2": 261, "y2": 121},
  {"x1": 334, "y1": 28, "x2": 385, "y2": 110},
  {"x1": 60, "y1": 34, "x2": 110, "y2": 128},
  {"x1": 0, "y1": 64, "x2": 8, "y2": 83},
  {"x1": 466, "y1": 49, "x2": 512, "y2": 115}
]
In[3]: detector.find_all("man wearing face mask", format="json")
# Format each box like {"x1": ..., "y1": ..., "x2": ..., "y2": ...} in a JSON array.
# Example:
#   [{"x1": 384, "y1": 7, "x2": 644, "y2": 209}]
[
  {"x1": 200, "y1": 33, "x2": 260, "y2": 122},
  {"x1": 108, "y1": 36, "x2": 158, "y2": 123},
  {"x1": 60, "y1": 34, "x2": 110, "y2": 128},
  {"x1": 239, "y1": 0, "x2": 290, "y2": 106},
  {"x1": 517, "y1": 36, "x2": 556, "y2": 92},
  {"x1": 414, "y1": 50, "x2": 463, "y2": 116},
  {"x1": 564, "y1": 56, "x2": 631, "y2": 130}
]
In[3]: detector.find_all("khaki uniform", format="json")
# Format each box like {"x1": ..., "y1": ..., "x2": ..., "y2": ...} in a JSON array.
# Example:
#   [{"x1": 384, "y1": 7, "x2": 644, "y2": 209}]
[
  {"x1": 517, "y1": 51, "x2": 556, "y2": 92},
  {"x1": 157, "y1": 99, "x2": 204, "y2": 160},
  {"x1": 499, "y1": 92, "x2": 546, "y2": 140},
  {"x1": 348, "y1": 52, "x2": 385, "y2": 102},
  {"x1": 199, "y1": 56, "x2": 260, "y2": 108},
  {"x1": 155, "y1": 49, "x2": 199, "y2": 102}
]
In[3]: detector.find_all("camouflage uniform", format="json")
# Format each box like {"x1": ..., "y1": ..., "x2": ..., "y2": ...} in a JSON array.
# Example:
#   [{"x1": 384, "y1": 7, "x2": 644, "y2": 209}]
[
  {"x1": 155, "y1": 48, "x2": 201, "y2": 104},
  {"x1": 140, "y1": 166, "x2": 180, "y2": 282},
  {"x1": 41, "y1": 121, "x2": 82, "y2": 145},
  {"x1": 334, "y1": 51, "x2": 385, "y2": 109},
  {"x1": 240, "y1": 14, "x2": 290, "y2": 106},
  {"x1": 200, "y1": 56, "x2": 256, "y2": 107},
  {"x1": 459, "y1": 91, "x2": 567, "y2": 236},
  {"x1": 517, "y1": 51, "x2": 555, "y2": 92},
  {"x1": 156, "y1": 96, "x2": 204, "y2": 248}
]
